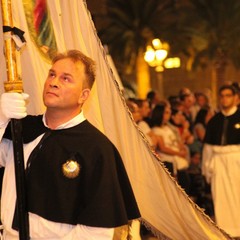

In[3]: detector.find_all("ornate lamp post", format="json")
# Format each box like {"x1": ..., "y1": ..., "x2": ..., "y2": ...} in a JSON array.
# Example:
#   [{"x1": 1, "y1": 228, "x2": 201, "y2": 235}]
[
  {"x1": 144, "y1": 38, "x2": 169, "y2": 71},
  {"x1": 144, "y1": 38, "x2": 180, "y2": 98}
]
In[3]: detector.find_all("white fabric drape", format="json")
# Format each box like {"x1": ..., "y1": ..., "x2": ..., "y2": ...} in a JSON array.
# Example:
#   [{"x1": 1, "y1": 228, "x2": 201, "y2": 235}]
[{"x1": 0, "y1": 1, "x2": 231, "y2": 239}]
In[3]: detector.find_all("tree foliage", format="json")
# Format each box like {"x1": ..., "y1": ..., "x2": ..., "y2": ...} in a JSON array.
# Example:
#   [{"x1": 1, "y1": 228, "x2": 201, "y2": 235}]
[
  {"x1": 98, "y1": 0, "x2": 177, "y2": 74},
  {"x1": 176, "y1": 0, "x2": 240, "y2": 70},
  {"x1": 96, "y1": 0, "x2": 240, "y2": 85}
]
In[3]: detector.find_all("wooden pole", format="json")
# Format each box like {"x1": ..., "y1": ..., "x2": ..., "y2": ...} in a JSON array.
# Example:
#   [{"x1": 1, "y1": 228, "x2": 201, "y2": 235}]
[{"x1": 1, "y1": 0, "x2": 30, "y2": 239}]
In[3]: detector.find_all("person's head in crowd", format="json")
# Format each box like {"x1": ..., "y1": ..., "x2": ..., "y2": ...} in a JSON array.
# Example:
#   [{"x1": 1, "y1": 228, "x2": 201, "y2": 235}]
[
  {"x1": 218, "y1": 84, "x2": 238, "y2": 111},
  {"x1": 232, "y1": 82, "x2": 240, "y2": 107},
  {"x1": 170, "y1": 108, "x2": 184, "y2": 127},
  {"x1": 179, "y1": 87, "x2": 192, "y2": 96},
  {"x1": 146, "y1": 90, "x2": 160, "y2": 109},
  {"x1": 169, "y1": 97, "x2": 184, "y2": 112},
  {"x1": 194, "y1": 107, "x2": 214, "y2": 127},
  {"x1": 179, "y1": 90, "x2": 195, "y2": 111},
  {"x1": 195, "y1": 92, "x2": 209, "y2": 108},
  {"x1": 168, "y1": 96, "x2": 180, "y2": 108},
  {"x1": 151, "y1": 101, "x2": 171, "y2": 127},
  {"x1": 126, "y1": 99, "x2": 141, "y2": 123},
  {"x1": 132, "y1": 99, "x2": 151, "y2": 119}
]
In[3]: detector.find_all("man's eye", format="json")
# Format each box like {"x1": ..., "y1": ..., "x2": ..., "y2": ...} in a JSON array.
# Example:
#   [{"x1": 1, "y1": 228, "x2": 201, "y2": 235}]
[
  {"x1": 63, "y1": 76, "x2": 70, "y2": 82},
  {"x1": 49, "y1": 72, "x2": 55, "y2": 77}
]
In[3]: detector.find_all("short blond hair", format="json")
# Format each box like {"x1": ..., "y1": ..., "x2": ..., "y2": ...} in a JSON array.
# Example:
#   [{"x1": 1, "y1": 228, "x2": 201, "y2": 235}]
[{"x1": 52, "y1": 50, "x2": 96, "y2": 88}]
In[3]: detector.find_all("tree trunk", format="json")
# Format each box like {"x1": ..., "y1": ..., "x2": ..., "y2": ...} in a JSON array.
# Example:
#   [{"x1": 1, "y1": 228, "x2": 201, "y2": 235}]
[
  {"x1": 136, "y1": 48, "x2": 151, "y2": 98},
  {"x1": 215, "y1": 51, "x2": 227, "y2": 89},
  {"x1": 210, "y1": 66, "x2": 217, "y2": 109}
]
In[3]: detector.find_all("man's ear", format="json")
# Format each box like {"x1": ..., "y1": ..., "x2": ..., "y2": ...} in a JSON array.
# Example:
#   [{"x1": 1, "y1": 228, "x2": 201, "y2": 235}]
[{"x1": 78, "y1": 88, "x2": 91, "y2": 105}]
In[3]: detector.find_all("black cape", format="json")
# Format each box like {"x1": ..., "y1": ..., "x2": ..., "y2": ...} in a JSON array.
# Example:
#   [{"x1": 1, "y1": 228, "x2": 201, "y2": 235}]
[
  {"x1": 204, "y1": 109, "x2": 240, "y2": 145},
  {"x1": 4, "y1": 116, "x2": 140, "y2": 227}
]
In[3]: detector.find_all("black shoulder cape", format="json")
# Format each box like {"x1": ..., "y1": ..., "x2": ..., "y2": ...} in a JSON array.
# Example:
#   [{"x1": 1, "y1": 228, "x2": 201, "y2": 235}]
[
  {"x1": 4, "y1": 116, "x2": 140, "y2": 227},
  {"x1": 204, "y1": 109, "x2": 240, "y2": 145}
]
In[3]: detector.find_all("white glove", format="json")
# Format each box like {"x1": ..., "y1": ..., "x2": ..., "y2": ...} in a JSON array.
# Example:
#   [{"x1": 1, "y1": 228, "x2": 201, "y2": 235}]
[{"x1": 0, "y1": 93, "x2": 29, "y2": 125}]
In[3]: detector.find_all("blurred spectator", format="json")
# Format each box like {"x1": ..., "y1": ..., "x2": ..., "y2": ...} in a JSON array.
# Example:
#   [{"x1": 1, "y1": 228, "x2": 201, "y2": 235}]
[
  {"x1": 191, "y1": 107, "x2": 215, "y2": 154},
  {"x1": 232, "y1": 82, "x2": 240, "y2": 108},
  {"x1": 168, "y1": 95, "x2": 179, "y2": 108},
  {"x1": 126, "y1": 100, "x2": 141, "y2": 123},
  {"x1": 146, "y1": 90, "x2": 160, "y2": 110},
  {"x1": 133, "y1": 99, "x2": 159, "y2": 148},
  {"x1": 150, "y1": 102, "x2": 190, "y2": 193},
  {"x1": 187, "y1": 152, "x2": 214, "y2": 218},
  {"x1": 195, "y1": 92, "x2": 209, "y2": 109},
  {"x1": 170, "y1": 108, "x2": 194, "y2": 146},
  {"x1": 194, "y1": 107, "x2": 214, "y2": 142},
  {"x1": 179, "y1": 87, "x2": 192, "y2": 96},
  {"x1": 179, "y1": 89, "x2": 195, "y2": 133}
]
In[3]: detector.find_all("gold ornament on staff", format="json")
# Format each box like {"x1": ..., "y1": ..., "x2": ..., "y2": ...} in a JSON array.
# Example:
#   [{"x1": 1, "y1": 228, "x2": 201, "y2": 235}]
[{"x1": 1, "y1": 0, "x2": 23, "y2": 93}]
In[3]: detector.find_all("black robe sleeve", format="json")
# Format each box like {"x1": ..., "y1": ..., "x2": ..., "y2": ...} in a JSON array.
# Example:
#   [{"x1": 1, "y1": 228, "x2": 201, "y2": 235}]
[{"x1": 3, "y1": 115, "x2": 48, "y2": 143}]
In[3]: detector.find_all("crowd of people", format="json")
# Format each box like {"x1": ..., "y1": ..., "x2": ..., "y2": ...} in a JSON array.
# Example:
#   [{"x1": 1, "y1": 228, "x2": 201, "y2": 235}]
[{"x1": 127, "y1": 82, "x2": 240, "y2": 237}]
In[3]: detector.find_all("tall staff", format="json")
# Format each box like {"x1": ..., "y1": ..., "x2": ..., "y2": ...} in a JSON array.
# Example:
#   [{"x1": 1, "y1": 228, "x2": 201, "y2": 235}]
[{"x1": 0, "y1": 0, "x2": 29, "y2": 239}]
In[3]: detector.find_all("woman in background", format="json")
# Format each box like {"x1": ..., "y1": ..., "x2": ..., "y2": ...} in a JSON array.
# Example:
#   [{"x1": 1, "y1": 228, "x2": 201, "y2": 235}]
[{"x1": 150, "y1": 101, "x2": 190, "y2": 193}]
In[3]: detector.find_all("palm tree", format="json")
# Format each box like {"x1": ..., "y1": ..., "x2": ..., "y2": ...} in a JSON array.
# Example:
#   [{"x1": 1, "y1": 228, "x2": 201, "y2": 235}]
[
  {"x1": 97, "y1": 0, "x2": 177, "y2": 98},
  {"x1": 174, "y1": 0, "x2": 240, "y2": 89}
]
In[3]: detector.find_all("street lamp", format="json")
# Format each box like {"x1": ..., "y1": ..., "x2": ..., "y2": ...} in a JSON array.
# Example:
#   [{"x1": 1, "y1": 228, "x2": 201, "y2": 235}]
[{"x1": 144, "y1": 38, "x2": 180, "y2": 72}]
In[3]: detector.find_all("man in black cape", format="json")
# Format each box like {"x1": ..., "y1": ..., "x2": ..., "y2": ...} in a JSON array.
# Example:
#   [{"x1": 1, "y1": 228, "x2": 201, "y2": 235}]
[{"x1": 0, "y1": 50, "x2": 140, "y2": 239}]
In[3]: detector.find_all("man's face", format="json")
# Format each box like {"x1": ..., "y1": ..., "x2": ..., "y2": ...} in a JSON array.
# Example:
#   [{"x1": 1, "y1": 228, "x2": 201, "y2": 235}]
[
  {"x1": 43, "y1": 58, "x2": 89, "y2": 111},
  {"x1": 219, "y1": 89, "x2": 237, "y2": 110}
]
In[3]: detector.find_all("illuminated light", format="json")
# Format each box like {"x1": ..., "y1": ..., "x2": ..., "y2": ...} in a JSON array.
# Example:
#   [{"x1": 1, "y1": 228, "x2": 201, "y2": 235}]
[
  {"x1": 155, "y1": 49, "x2": 168, "y2": 61},
  {"x1": 144, "y1": 46, "x2": 155, "y2": 63},
  {"x1": 162, "y1": 42, "x2": 170, "y2": 51},
  {"x1": 152, "y1": 38, "x2": 162, "y2": 49},
  {"x1": 155, "y1": 65, "x2": 164, "y2": 72},
  {"x1": 164, "y1": 57, "x2": 181, "y2": 69},
  {"x1": 144, "y1": 39, "x2": 180, "y2": 72},
  {"x1": 148, "y1": 60, "x2": 158, "y2": 67}
]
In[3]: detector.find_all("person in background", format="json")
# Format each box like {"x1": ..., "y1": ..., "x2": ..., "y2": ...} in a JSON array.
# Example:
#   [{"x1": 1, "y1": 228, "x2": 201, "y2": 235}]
[
  {"x1": 129, "y1": 98, "x2": 158, "y2": 149},
  {"x1": 195, "y1": 92, "x2": 209, "y2": 110},
  {"x1": 126, "y1": 100, "x2": 142, "y2": 123},
  {"x1": 193, "y1": 107, "x2": 214, "y2": 142},
  {"x1": 202, "y1": 84, "x2": 240, "y2": 238},
  {"x1": 187, "y1": 151, "x2": 214, "y2": 218},
  {"x1": 0, "y1": 50, "x2": 140, "y2": 240},
  {"x1": 170, "y1": 108, "x2": 194, "y2": 146},
  {"x1": 150, "y1": 102, "x2": 190, "y2": 193},
  {"x1": 146, "y1": 90, "x2": 160, "y2": 111},
  {"x1": 179, "y1": 90, "x2": 195, "y2": 133},
  {"x1": 232, "y1": 82, "x2": 240, "y2": 108}
]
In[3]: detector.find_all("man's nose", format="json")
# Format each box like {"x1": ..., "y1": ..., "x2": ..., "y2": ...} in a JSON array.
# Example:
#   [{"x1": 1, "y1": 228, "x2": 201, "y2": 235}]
[{"x1": 50, "y1": 77, "x2": 60, "y2": 88}]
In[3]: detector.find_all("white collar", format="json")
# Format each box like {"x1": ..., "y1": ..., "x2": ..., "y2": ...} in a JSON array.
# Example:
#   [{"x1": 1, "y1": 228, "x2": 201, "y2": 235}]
[
  {"x1": 221, "y1": 106, "x2": 237, "y2": 116},
  {"x1": 42, "y1": 111, "x2": 86, "y2": 129}
]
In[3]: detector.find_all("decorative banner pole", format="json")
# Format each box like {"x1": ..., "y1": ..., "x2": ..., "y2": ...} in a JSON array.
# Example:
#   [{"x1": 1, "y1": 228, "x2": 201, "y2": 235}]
[{"x1": 1, "y1": 0, "x2": 30, "y2": 239}]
